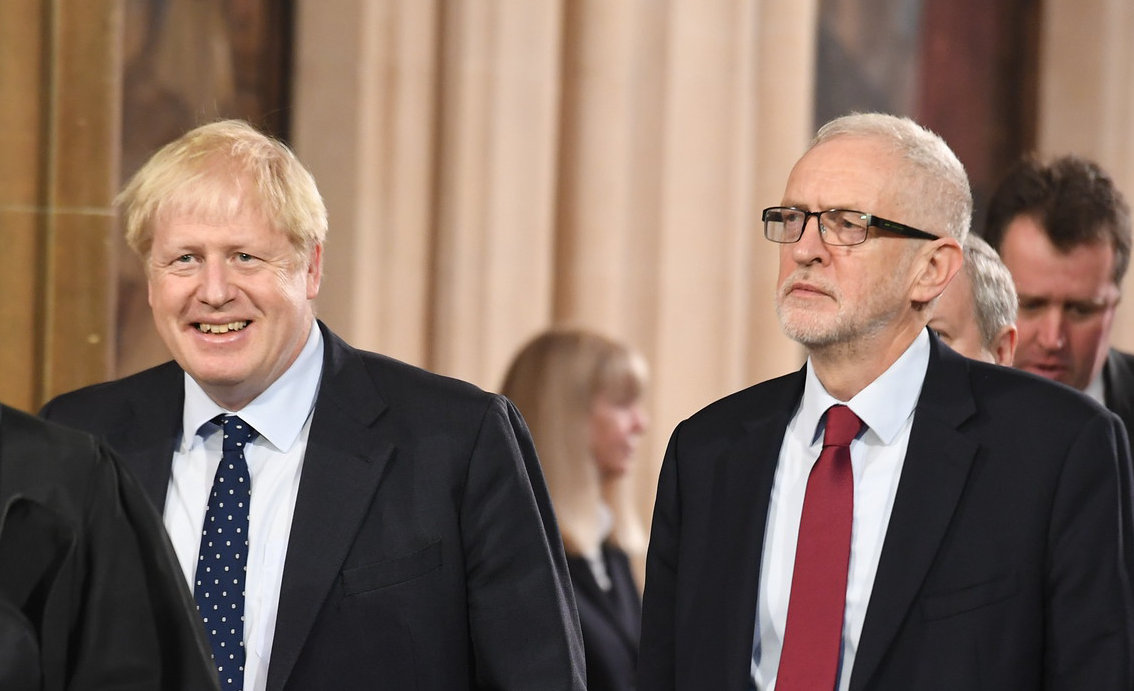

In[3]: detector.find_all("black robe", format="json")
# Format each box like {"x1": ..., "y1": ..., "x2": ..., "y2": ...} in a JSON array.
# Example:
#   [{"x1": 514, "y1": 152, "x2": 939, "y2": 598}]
[{"x1": 0, "y1": 404, "x2": 218, "y2": 690}]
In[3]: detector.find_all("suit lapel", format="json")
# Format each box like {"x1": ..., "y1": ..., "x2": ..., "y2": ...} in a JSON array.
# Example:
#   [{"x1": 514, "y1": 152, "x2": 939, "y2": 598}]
[
  {"x1": 108, "y1": 363, "x2": 185, "y2": 512},
  {"x1": 698, "y1": 372, "x2": 803, "y2": 685},
  {"x1": 266, "y1": 325, "x2": 394, "y2": 691},
  {"x1": 849, "y1": 336, "x2": 979, "y2": 691}
]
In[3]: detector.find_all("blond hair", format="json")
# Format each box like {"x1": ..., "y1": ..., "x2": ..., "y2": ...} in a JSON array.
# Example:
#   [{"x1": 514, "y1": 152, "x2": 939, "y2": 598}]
[
  {"x1": 117, "y1": 119, "x2": 327, "y2": 259},
  {"x1": 501, "y1": 328, "x2": 648, "y2": 559}
]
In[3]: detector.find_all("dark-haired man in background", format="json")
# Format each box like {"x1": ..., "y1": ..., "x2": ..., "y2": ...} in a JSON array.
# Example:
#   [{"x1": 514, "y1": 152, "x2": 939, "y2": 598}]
[{"x1": 981, "y1": 154, "x2": 1134, "y2": 437}]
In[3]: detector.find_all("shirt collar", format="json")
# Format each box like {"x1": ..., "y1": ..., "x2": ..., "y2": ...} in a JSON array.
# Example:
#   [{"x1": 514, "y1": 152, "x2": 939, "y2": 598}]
[
  {"x1": 180, "y1": 321, "x2": 325, "y2": 452},
  {"x1": 796, "y1": 328, "x2": 931, "y2": 446},
  {"x1": 1085, "y1": 363, "x2": 1106, "y2": 405}
]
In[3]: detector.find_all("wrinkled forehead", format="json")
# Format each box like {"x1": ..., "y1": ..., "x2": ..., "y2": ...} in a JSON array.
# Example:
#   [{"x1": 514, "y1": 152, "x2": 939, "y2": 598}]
[{"x1": 785, "y1": 136, "x2": 904, "y2": 210}]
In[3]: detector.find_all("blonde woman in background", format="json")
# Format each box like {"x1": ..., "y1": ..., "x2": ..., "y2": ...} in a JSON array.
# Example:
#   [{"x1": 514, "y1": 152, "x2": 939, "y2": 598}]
[{"x1": 502, "y1": 328, "x2": 649, "y2": 691}]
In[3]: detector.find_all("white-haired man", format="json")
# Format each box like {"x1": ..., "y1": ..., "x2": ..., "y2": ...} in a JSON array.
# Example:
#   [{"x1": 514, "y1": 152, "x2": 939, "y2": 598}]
[
  {"x1": 638, "y1": 113, "x2": 1134, "y2": 690},
  {"x1": 928, "y1": 234, "x2": 1018, "y2": 364}
]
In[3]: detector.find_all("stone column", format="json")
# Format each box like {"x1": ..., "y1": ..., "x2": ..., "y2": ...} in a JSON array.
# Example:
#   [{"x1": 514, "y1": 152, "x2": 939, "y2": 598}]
[{"x1": 0, "y1": 0, "x2": 121, "y2": 411}]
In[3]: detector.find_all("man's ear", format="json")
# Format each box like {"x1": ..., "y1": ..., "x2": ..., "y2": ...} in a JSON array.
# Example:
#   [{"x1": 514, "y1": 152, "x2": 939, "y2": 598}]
[
  {"x1": 306, "y1": 244, "x2": 323, "y2": 299},
  {"x1": 911, "y1": 237, "x2": 963, "y2": 304},
  {"x1": 991, "y1": 324, "x2": 1018, "y2": 367}
]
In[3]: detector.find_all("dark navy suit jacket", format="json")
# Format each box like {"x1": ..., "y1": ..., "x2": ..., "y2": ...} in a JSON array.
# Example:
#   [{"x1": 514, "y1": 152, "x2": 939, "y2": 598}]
[
  {"x1": 42, "y1": 322, "x2": 586, "y2": 690},
  {"x1": 638, "y1": 330, "x2": 1134, "y2": 690},
  {"x1": 1104, "y1": 348, "x2": 1134, "y2": 448}
]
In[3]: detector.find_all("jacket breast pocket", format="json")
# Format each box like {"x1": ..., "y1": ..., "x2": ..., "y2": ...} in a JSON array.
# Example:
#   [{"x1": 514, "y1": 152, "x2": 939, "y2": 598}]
[
  {"x1": 920, "y1": 572, "x2": 1018, "y2": 621},
  {"x1": 341, "y1": 539, "x2": 443, "y2": 596}
]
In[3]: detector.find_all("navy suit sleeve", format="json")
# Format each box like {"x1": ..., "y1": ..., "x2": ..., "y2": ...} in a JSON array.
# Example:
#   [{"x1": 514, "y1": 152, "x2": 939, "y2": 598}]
[{"x1": 461, "y1": 396, "x2": 587, "y2": 690}]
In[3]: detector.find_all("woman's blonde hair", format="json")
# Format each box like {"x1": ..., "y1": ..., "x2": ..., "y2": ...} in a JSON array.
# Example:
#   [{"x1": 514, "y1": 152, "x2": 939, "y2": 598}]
[
  {"x1": 501, "y1": 328, "x2": 648, "y2": 559},
  {"x1": 117, "y1": 119, "x2": 328, "y2": 260}
]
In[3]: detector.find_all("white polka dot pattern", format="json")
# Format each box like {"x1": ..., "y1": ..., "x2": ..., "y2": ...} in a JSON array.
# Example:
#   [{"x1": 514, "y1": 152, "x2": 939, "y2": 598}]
[{"x1": 194, "y1": 414, "x2": 256, "y2": 691}]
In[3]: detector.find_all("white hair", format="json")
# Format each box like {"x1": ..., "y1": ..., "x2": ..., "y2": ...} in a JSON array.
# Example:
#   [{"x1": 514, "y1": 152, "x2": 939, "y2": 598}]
[{"x1": 812, "y1": 112, "x2": 972, "y2": 243}]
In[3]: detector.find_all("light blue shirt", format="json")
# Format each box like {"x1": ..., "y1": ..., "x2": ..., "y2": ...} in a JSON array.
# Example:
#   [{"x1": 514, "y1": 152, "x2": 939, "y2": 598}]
[{"x1": 166, "y1": 321, "x2": 323, "y2": 691}]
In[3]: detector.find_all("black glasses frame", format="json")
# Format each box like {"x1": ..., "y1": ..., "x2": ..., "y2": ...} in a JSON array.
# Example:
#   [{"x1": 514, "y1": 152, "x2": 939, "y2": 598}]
[{"x1": 762, "y1": 206, "x2": 940, "y2": 246}]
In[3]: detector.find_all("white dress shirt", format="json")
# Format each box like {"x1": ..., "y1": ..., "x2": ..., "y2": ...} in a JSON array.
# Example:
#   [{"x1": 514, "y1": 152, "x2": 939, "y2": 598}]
[
  {"x1": 1086, "y1": 367, "x2": 1106, "y2": 406},
  {"x1": 752, "y1": 329, "x2": 931, "y2": 691},
  {"x1": 581, "y1": 504, "x2": 615, "y2": 591},
  {"x1": 164, "y1": 322, "x2": 323, "y2": 691}
]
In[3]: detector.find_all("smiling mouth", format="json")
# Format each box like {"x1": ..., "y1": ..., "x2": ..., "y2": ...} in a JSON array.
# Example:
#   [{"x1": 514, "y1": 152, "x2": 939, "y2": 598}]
[{"x1": 195, "y1": 320, "x2": 250, "y2": 334}]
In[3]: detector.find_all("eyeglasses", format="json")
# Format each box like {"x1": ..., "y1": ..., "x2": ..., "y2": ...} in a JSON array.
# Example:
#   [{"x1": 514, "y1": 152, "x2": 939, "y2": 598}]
[{"x1": 762, "y1": 207, "x2": 940, "y2": 246}]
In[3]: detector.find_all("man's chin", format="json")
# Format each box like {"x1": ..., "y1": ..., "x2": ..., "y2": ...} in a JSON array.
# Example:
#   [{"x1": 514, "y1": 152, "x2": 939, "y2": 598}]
[
  {"x1": 778, "y1": 319, "x2": 840, "y2": 348},
  {"x1": 777, "y1": 306, "x2": 832, "y2": 342},
  {"x1": 178, "y1": 361, "x2": 252, "y2": 391}
]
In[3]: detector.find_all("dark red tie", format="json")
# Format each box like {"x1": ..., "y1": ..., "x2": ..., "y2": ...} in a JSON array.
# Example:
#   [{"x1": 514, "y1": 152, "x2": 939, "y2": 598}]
[{"x1": 776, "y1": 404, "x2": 863, "y2": 691}]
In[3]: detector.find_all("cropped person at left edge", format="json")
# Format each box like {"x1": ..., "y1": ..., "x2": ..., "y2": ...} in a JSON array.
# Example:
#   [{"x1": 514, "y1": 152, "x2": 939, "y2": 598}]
[
  {"x1": 41, "y1": 119, "x2": 586, "y2": 691},
  {"x1": 0, "y1": 403, "x2": 219, "y2": 690}
]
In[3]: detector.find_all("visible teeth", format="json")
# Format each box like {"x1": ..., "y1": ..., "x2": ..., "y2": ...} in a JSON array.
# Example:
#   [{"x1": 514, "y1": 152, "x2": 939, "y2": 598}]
[{"x1": 196, "y1": 321, "x2": 249, "y2": 334}]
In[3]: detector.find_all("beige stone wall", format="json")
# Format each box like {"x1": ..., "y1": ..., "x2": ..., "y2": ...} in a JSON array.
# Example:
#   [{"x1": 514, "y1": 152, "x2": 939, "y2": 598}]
[
  {"x1": 0, "y1": 0, "x2": 121, "y2": 412},
  {"x1": 292, "y1": 0, "x2": 816, "y2": 532},
  {"x1": 1038, "y1": 0, "x2": 1134, "y2": 348}
]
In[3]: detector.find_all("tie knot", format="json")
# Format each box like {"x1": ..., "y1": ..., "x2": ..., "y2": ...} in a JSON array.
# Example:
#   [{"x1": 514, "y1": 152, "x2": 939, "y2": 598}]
[
  {"x1": 822, "y1": 404, "x2": 862, "y2": 448},
  {"x1": 216, "y1": 414, "x2": 258, "y2": 452}
]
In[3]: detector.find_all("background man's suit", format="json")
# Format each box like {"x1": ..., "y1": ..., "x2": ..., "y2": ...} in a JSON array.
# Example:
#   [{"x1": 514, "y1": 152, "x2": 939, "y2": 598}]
[
  {"x1": 0, "y1": 404, "x2": 217, "y2": 690},
  {"x1": 42, "y1": 322, "x2": 586, "y2": 690},
  {"x1": 1105, "y1": 348, "x2": 1134, "y2": 441},
  {"x1": 638, "y1": 331, "x2": 1134, "y2": 690}
]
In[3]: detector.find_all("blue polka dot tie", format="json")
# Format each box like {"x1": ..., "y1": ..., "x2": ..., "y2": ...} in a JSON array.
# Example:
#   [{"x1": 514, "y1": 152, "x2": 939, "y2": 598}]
[{"x1": 195, "y1": 415, "x2": 256, "y2": 691}]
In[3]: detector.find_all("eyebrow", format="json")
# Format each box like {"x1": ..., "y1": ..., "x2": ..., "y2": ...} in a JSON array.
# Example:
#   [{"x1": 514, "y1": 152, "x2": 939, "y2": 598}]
[{"x1": 1017, "y1": 294, "x2": 1112, "y2": 307}]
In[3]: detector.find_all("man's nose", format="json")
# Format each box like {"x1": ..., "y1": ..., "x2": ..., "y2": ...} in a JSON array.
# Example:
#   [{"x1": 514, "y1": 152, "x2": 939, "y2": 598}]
[
  {"x1": 790, "y1": 215, "x2": 831, "y2": 265},
  {"x1": 197, "y1": 260, "x2": 237, "y2": 306},
  {"x1": 1034, "y1": 306, "x2": 1066, "y2": 350}
]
